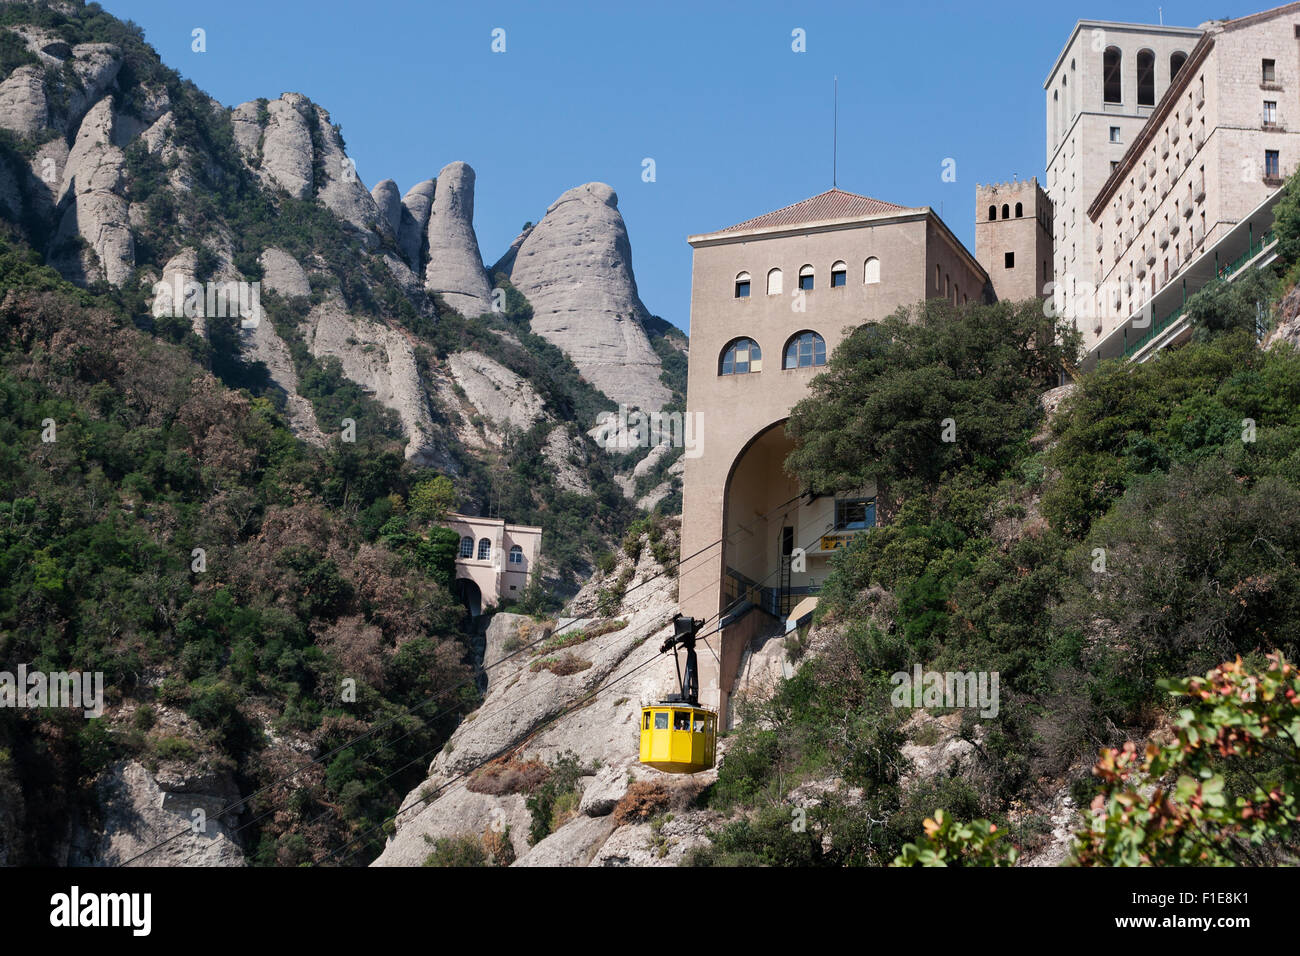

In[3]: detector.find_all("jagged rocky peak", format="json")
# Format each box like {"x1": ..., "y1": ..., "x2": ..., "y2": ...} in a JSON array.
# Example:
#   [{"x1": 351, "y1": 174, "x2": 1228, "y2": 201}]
[
  {"x1": 230, "y1": 92, "x2": 385, "y2": 245},
  {"x1": 423, "y1": 160, "x2": 494, "y2": 317},
  {"x1": 507, "y1": 182, "x2": 670, "y2": 412}
]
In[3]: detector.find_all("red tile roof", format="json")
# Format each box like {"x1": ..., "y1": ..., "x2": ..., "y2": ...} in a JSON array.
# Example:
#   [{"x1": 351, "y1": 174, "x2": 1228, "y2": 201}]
[{"x1": 717, "y1": 188, "x2": 916, "y2": 234}]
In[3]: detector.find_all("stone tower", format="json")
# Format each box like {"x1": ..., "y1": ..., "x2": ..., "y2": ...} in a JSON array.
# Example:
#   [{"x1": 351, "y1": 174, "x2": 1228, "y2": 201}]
[{"x1": 975, "y1": 178, "x2": 1054, "y2": 303}]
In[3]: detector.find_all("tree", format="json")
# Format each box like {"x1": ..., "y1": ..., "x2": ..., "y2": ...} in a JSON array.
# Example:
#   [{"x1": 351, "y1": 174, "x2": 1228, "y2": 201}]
[
  {"x1": 1185, "y1": 264, "x2": 1274, "y2": 343},
  {"x1": 786, "y1": 298, "x2": 1078, "y2": 513},
  {"x1": 408, "y1": 475, "x2": 455, "y2": 521}
]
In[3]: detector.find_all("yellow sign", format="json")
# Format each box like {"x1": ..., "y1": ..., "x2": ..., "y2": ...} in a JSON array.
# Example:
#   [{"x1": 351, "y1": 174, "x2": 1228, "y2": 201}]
[{"x1": 821, "y1": 534, "x2": 855, "y2": 551}]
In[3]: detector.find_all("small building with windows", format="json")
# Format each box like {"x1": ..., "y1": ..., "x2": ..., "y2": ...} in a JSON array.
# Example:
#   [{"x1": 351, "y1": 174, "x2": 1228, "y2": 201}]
[
  {"x1": 444, "y1": 512, "x2": 542, "y2": 616},
  {"x1": 679, "y1": 187, "x2": 990, "y2": 723}
]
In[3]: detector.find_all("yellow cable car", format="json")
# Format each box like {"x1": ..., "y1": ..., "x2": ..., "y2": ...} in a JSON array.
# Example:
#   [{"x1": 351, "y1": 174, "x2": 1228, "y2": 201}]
[
  {"x1": 639, "y1": 703, "x2": 717, "y2": 773},
  {"x1": 638, "y1": 614, "x2": 717, "y2": 773}
]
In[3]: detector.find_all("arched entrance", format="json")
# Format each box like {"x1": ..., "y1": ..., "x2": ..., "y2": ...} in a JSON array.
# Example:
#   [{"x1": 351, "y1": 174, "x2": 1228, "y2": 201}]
[
  {"x1": 454, "y1": 577, "x2": 482, "y2": 619},
  {"x1": 721, "y1": 419, "x2": 803, "y2": 618}
]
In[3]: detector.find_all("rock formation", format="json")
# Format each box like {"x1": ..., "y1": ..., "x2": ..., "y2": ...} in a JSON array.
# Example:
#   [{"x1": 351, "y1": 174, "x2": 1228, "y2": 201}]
[
  {"x1": 398, "y1": 179, "x2": 435, "y2": 272},
  {"x1": 423, "y1": 161, "x2": 494, "y2": 316},
  {"x1": 50, "y1": 95, "x2": 133, "y2": 286},
  {"x1": 506, "y1": 182, "x2": 670, "y2": 411},
  {"x1": 371, "y1": 178, "x2": 402, "y2": 239},
  {"x1": 257, "y1": 94, "x2": 314, "y2": 199}
]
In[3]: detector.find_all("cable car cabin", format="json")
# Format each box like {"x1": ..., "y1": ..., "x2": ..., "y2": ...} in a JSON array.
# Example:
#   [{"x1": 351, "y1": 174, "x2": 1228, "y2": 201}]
[{"x1": 639, "y1": 704, "x2": 716, "y2": 773}]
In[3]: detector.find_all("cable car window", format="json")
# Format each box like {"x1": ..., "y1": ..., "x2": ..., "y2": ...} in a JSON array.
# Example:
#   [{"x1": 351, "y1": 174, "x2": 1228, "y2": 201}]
[
  {"x1": 644, "y1": 712, "x2": 651, "y2": 729},
  {"x1": 654, "y1": 712, "x2": 669, "y2": 730},
  {"x1": 673, "y1": 711, "x2": 691, "y2": 731}
]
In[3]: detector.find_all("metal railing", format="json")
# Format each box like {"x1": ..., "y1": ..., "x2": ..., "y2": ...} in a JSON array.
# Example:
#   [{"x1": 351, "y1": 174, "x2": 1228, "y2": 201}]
[{"x1": 1123, "y1": 229, "x2": 1276, "y2": 358}]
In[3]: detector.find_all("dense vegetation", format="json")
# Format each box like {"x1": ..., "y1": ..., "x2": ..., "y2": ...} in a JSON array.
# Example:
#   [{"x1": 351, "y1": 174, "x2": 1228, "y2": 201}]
[
  {"x1": 0, "y1": 233, "x2": 477, "y2": 864},
  {"x1": 693, "y1": 234, "x2": 1300, "y2": 865}
]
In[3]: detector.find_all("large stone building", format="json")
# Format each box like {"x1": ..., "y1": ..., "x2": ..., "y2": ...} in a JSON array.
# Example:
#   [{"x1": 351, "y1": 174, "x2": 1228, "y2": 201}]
[
  {"x1": 1081, "y1": 4, "x2": 1300, "y2": 354},
  {"x1": 677, "y1": 189, "x2": 990, "y2": 722},
  {"x1": 1045, "y1": 18, "x2": 1203, "y2": 320},
  {"x1": 1042, "y1": 3, "x2": 1300, "y2": 356}
]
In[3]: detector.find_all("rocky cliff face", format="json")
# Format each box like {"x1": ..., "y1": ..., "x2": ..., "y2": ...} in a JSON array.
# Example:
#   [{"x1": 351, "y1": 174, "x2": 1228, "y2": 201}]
[{"x1": 506, "y1": 183, "x2": 671, "y2": 412}]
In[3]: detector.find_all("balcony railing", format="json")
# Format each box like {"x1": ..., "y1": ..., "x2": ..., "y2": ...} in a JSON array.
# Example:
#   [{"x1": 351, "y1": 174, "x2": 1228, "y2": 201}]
[{"x1": 1123, "y1": 229, "x2": 1276, "y2": 359}]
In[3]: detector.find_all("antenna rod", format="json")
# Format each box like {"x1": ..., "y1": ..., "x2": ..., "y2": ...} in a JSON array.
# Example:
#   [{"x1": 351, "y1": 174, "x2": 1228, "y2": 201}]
[{"x1": 833, "y1": 75, "x2": 838, "y2": 188}]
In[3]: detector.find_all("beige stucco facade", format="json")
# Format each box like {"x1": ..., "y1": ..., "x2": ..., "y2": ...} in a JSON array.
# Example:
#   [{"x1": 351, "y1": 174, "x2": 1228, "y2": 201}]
[
  {"x1": 678, "y1": 192, "x2": 989, "y2": 722},
  {"x1": 445, "y1": 512, "x2": 542, "y2": 614}
]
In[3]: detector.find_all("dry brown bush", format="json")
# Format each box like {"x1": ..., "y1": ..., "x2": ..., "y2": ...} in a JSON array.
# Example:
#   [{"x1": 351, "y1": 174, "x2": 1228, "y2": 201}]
[
  {"x1": 613, "y1": 781, "x2": 670, "y2": 826},
  {"x1": 466, "y1": 757, "x2": 551, "y2": 795}
]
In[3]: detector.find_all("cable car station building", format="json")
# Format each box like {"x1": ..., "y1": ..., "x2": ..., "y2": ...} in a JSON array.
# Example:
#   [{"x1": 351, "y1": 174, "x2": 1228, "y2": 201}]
[{"x1": 678, "y1": 189, "x2": 993, "y2": 724}]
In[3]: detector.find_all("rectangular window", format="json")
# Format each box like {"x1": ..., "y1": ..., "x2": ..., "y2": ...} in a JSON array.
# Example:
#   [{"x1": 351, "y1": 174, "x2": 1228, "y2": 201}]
[
  {"x1": 835, "y1": 498, "x2": 876, "y2": 531},
  {"x1": 735, "y1": 279, "x2": 750, "y2": 298},
  {"x1": 1109, "y1": 126, "x2": 1121, "y2": 143},
  {"x1": 831, "y1": 270, "x2": 846, "y2": 288},
  {"x1": 1263, "y1": 59, "x2": 1276, "y2": 83},
  {"x1": 1266, "y1": 149, "x2": 1281, "y2": 178},
  {"x1": 798, "y1": 274, "x2": 813, "y2": 291},
  {"x1": 1004, "y1": 251, "x2": 1015, "y2": 269},
  {"x1": 1111, "y1": 160, "x2": 1120, "y2": 173},
  {"x1": 654, "y1": 712, "x2": 668, "y2": 730},
  {"x1": 1265, "y1": 100, "x2": 1278, "y2": 124}
]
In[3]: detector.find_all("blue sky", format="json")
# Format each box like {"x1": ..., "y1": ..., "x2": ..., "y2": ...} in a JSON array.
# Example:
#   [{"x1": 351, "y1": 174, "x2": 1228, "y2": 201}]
[{"x1": 108, "y1": 0, "x2": 1246, "y2": 333}]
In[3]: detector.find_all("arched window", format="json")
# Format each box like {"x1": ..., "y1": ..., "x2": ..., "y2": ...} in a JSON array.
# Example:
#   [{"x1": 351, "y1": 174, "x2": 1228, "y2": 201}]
[
  {"x1": 783, "y1": 331, "x2": 826, "y2": 369},
  {"x1": 766, "y1": 267, "x2": 783, "y2": 295},
  {"x1": 1170, "y1": 51, "x2": 1187, "y2": 79},
  {"x1": 863, "y1": 256, "x2": 880, "y2": 284},
  {"x1": 1137, "y1": 49, "x2": 1155, "y2": 106},
  {"x1": 458, "y1": 536, "x2": 473, "y2": 558},
  {"x1": 477, "y1": 538, "x2": 491, "y2": 561},
  {"x1": 1052, "y1": 90, "x2": 1059, "y2": 146},
  {"x1": 1001, "y1": 204, "x2": 1010, "y2": 219},
  {"x1": 1015, "y1": 201, "x2": 1023, "y2": 217},
  {"x1": 830, "y1": 261, "x2": 847, "y2": 287},
  {"x1": 798, "y1": 264, "x2": 814, "y2": 291},
  {"x1": 1104, "y1": 47, "x2": 1122, "y2": 104},
  {"x1": 719, "y1": 337, "x2": 762, "y2": 375},
  {"x1": 508, "y1": 545, "x2": 523, "y2": 566},
  {"x1": 988, "y1": 204, "x2": 997, "y2": 221},
  {"x1": 734, "y1": 271, "x2": 751, "y2": 298}
]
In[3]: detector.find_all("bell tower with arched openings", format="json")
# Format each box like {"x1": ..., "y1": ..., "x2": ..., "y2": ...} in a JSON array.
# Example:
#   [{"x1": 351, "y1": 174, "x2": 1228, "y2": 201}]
[
  {"x1": 679, "y1": 188, "x2": 989, "y2": 725},
  {"x1": 975, "y1": 178, "x2": 1055, "y2": 304}
]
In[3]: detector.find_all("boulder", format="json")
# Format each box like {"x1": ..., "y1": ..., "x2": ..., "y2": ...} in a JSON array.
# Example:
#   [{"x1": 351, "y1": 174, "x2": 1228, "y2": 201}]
[
  {"x1": 398, "y1": 178, "x2": 435, "y2": 272},
  {"x1": 423, "y1": 161, "x2": 493, "y2": 316},
  {"x1": 444, "y1": 349, "x2": 546, "y2": 438},
  {"x1": 510, "y1": 182, "x2": 669, "y2": 411},
  {"x1": 50, "y1": 96, "x2": 133, "y2": 287},
  {"x1": 70, "y1": 760, "x2": 245, "y2": 866},
  {"x1": 258, "y1": 246, "x2": 311, "y2": 298},
  {"x1": 512, "y1": 813, "x2": 616, "y2": 866},
  {"x1": 230, "y1": 100, "x2": 263, "y2": 159},
  {"x1": 0, "y1": 65, "x2": 47, "y2": 135},
  {"x1": 260, "y1": 95, "x2": 313, "y2": 199},
  {"x1": 578, "y1": 762, "x2": 631, "y2": 817},
  {"x1": 371, "y1": 178, "x2": 402, "y2": 238}
]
